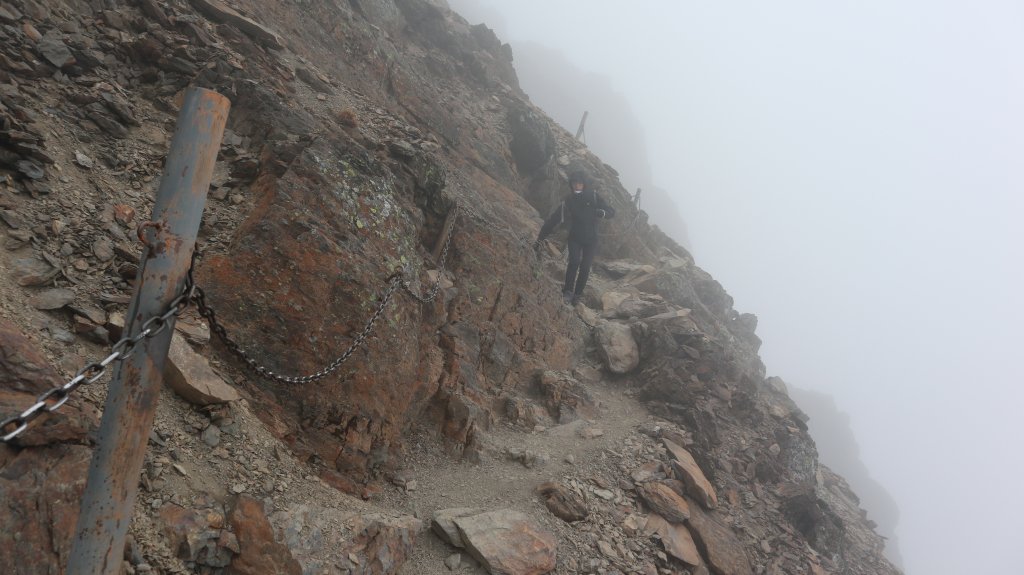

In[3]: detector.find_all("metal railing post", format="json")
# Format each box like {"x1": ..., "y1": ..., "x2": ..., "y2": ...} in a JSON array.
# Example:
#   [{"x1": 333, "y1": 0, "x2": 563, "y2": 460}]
[{"x1": 68, "y1": 87, "x2": 229, "y2": 575}]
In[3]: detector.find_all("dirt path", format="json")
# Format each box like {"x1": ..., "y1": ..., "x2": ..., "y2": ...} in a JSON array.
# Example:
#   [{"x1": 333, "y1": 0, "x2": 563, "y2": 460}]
[{"x1": 376, "y1": 359, "x2": 654, "y2": 575}]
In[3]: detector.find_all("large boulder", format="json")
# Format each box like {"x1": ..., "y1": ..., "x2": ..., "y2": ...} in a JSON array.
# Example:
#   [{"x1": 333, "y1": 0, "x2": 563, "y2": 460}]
[
  {"x1": 0, "y1": 319, "x2": 98, "y2": 572},
  {"x1": 454, "y1": 510, "x2": 557, "y2": 575},
  {"x1": 595, "y1": 321, "x2": 639, "y2": 374}
]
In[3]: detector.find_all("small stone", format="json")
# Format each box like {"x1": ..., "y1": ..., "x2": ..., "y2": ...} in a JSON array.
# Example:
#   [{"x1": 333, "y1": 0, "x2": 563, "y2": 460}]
[
  {"x1": 201, "y1": 424, "x2": 221, "y2": 447},
  {"x1": 113, "y1": 204, "x2": 135, "y2": 225},
  {"x1": 164, "y1": 334, "x2": 240, "y2": 405},
  {"x1": 172, "y1": 464, "x2": 188, "y2": 476},
  {"x1": 229, "y1": 194, "x2": 244, "y2": 205},
  {"x1": 232, "y1": 483, "x2": 246, "y2": 494},
  {"x1": 74, "y1": 151, "x2": 93, "y2": 169},
  {"x1": 769, "y1": 443, "x2": 781, "y2": 456},
  {"x1": 22, "y1": 23, "x2": 42, "y2": 42},
  {"x1": 92, "y1": 237, "x2": 114, "y2": 261},
  {"x1": 444, "y1": 553, "x2": 461, "y2": 570},
  {"x1": 580, "y1": 427, "x2": 604, "y2": 439},
  {"x1": 1, "y1": 210, "x2": 24, "y2": 229},
  {"x1": 564, "y1": 454, "x2": 576, "y2": 464},
  {"x1": 594, "y1": 489, "x2": 614, "y2": 500}
]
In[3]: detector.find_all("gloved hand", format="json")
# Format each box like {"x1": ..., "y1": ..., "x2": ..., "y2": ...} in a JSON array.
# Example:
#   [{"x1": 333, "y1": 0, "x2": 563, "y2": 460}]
[{"x1": 596, "y1": 209, "x2": 607, "y2": 219}]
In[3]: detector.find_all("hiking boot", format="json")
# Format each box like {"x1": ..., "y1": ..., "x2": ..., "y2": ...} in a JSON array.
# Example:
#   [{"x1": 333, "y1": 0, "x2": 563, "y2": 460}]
[
  {"x1": 571, "y1": 294, "x2": 582, "y2": 306},
  {"x1": 562, "y1": 291, "x2": 574, "y2": 305}
]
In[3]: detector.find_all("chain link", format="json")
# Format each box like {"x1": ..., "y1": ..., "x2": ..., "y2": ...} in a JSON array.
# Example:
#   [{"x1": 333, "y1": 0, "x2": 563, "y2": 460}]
[
  {"x1": 194, "y1": 204, "x2": 462, "y2": 384},
  {"x1": 0, "y1": 289, "x2": 193, "y2": 444},
  {"x1": 193, "y1": 276, "x2": 403, "y2": 385}
]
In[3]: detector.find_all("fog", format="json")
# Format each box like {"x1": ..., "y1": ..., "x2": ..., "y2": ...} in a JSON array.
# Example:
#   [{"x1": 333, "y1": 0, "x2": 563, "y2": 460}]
[{"x1": 447, "y1": 1, "x2": 1024, "y2": 573}]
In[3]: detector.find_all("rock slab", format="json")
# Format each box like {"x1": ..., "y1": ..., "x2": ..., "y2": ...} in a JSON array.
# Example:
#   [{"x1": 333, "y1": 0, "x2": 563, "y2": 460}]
[
  {"x1": 663, "y1": 438, "x2": 718, "y2": 509},
  {"x1": 645, "y1": 513, "x2": 703, "y2": 567},
  {"x1": 453, "y1": 510, "x2": 557, "y2": 575},
  {"x1": 164, "y1": 334, "x2": 240, "y2": 405},
  {"x1": 636, "y1": 481, "x2": 691, "y2": 524},
  {"x1": 686, "y1": 501, "x2": 754, "y2": 575}
]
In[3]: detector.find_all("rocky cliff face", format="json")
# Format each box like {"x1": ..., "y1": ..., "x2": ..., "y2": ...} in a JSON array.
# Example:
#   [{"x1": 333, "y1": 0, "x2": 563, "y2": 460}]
[{"x1": 0, "y1": 0, "x2": 900, "y2": 574}]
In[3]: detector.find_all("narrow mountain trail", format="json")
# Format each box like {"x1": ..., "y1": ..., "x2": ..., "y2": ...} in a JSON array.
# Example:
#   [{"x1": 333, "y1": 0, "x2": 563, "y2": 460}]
[{"x1": 377, "y1": 353, "x2": 656, "y2": 575}]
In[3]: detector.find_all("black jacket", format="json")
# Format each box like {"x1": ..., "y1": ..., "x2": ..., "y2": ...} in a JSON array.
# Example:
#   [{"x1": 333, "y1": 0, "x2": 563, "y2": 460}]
[{"x1": 537, "y1": 189, "x2": 616, "y2": 246}]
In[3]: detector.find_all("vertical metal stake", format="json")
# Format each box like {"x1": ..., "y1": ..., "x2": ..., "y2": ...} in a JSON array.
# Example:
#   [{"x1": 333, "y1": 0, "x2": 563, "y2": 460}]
[
  {"x1": 431, "y1": 207, "x2": 458, "y2": 263},
  {"x1": 67, "y1": 88, "x2": 229, "y2": 575},
  {"x1": 575, "y1": 110, "x2": 588, "y2": 141}
]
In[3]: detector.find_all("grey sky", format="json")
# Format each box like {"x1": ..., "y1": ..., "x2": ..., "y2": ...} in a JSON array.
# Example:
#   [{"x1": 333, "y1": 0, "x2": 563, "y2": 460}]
[{"x1": 447, "y1": 1, "x2": 1024, "y2": 573}]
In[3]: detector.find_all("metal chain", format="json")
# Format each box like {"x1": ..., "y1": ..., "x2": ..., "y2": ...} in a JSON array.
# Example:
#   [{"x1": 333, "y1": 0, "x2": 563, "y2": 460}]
[
  {"x1": 192, "y1": 203, "x2": 463, "y2": 384},
  {"x1": 0, "y1": 288, "x2": 193, "y2": 444},
  {"x1": 193, "y1": 275, "x2": 403, "y2": 385}
]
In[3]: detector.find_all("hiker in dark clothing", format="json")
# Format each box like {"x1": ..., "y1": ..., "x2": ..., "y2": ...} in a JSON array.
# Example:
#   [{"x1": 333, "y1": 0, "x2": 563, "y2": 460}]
[{"x1": 534, "y1": 170, "x2": 616, "y2": 305}]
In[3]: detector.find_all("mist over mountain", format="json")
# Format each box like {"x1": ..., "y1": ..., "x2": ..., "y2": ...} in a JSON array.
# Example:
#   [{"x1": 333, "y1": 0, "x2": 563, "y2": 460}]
[
  {"x1": 510, "y1": 41, "x2": 692, "y2": 248},
  {"x1": 445, "y1": 0, "x2": 690, "y2": 247},
  {"x1": 788, "y1": 385, "x2": 904, "y2": 567}
]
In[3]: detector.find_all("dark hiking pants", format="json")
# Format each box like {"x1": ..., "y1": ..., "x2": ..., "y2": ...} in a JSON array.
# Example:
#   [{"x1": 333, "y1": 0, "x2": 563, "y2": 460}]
[{"x1": 564, "y1": 240, "x2": 596, "y2": 296}]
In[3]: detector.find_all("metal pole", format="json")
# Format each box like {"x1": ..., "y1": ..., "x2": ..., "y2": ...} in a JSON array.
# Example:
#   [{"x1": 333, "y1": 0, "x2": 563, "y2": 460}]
[
  {"x1": 431, "y1": 207, "x2": 458, "y2": 263},
  {"x1": 575, "y1": 110, "x2": 588, "y2": 141},
  {"x1": 68, "y1": 88, "x2": 229, "y2": 575}
]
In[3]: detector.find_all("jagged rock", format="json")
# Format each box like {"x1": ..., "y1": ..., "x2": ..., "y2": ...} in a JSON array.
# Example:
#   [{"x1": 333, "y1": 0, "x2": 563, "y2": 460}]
[
  {"x1": 635, "y1": 482, "x2": 690, "y2": 523},
  {"x1": 0, "y1": 445, "x2": 93, "y2": 571},
  {"x1": 12, "y1": 256, "x2": 58, "y2": 287},
  {"x1": 432, "y1": 508, "x2": 483, "y2": 548},
  {"x1": 92, "y1": 237, "x2": 114, "y2": 261},
  {"x1": 599, "y1": 260, "x2": 656, "y2": 279},
  {"x1": 16, "y1": 159, "x2": 44, "y2": 179},
  {"x1": 663, "y1": 438, "x2": 718, "y2": 509},
  {"x1": 536, "y1": 370, "x2": 594, "y2": 423},
  {"x1": 38, "y1": 32, "x2": 75, "y2": 68},
  {"x1": 73, "y1": 151, "x2": 93, "y2": 169},
  {"x1": 159, "y1": 503, "x2": 235, "y2": 569},
  {"x1": 0, "y1": 4, "x2": 21, "y2": 23},
  {"x1": 190, "y1": 0, "x2": 285, "y2": 50},
  {"x1": 536, "y1": 482, "x2": 589, "y2": 522},
  {"x1": 0, "y1": 319, "x2": 97, "y2": 446},
  {"x1": 138, "y1": 0, "x2": 172, "y2": 28},
  {"x1": 270, "y1": 505, "x2": 420, "y2": 574},
  {"x1": 631, "y1": 461, "x2": 667, "y2": 483},
  {"x1": 454, "y1": 510, "x2": 556, "y2": 575},
  {"x1": 27, "y1": 288, "x2": 74, "y2": 310},
  {"x1": 595, "y1": 321, "x2": 639, "y2": 374},
  {"x1": 228, "y1": 497, "x2": 302, "y2": 575},
  {"x1": 507, "y1": 105, "x2": 554, "y2": 175},
  {"x1": 645, "y1": 513, "x2": 703, "y2": 567},
  {"x1": 0, "y1": 324, "x2": 95, "y2": 569},
  {"x1": 163, "y1": 334, "x2": 240, "y2": 405},
  {"x1": 0, "y1": 209, "x2": 24, "y2": 229},
  {"x1": 296, "y1": 67, "x2": 331, "y2": 93},
  {"x1": 685, "y1": 501, "x2": 754, "y2": 575},
  {"x1": 175, "y1": 319, "x2": 211, "y2": 346}
]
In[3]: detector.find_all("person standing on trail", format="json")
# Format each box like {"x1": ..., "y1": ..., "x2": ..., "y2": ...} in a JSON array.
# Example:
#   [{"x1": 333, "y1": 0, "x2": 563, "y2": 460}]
[{"x1": 534, "y1": 170, "x2": 616, "y2": 305}]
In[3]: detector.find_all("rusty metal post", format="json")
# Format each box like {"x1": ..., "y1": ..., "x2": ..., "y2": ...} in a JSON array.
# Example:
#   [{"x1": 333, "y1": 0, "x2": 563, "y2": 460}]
[
  {"x1": 68, "y1": 88, "x2": 229, "y2": 575},
  {"x1": 431, "y1": 207, "x2": 458, "y2": 263}
]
